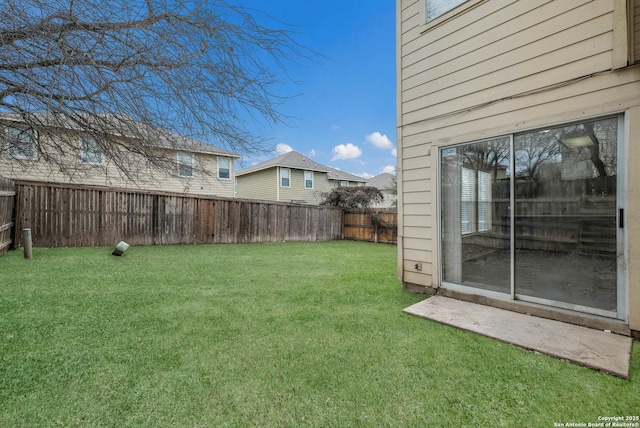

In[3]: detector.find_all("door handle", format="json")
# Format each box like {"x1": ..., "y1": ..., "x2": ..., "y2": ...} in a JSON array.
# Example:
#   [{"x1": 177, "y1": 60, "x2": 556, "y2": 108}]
[{"x1": 619, "y1": 208, "x2": 624, "y2": 229}]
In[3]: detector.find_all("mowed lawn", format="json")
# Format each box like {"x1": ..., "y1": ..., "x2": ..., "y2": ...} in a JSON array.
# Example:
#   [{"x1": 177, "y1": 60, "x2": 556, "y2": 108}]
[{"x1": 0, "y1": 241, "x2": 638, "y2": 427}]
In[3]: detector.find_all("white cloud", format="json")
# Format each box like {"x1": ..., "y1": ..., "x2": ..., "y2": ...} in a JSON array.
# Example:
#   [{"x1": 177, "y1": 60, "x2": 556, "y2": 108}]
[
  {"x1": 308, "y1": 149, "x2": 317, "y2": 158},
  {"x1": 359, "y1": 172, "x2": 374, "y2": 179},
  {"x1": 391, "y1": 148, "x2": 397, "y2": 157},
  {"x1": 382, "y1": 165, "x2": 396, "y2": 174},
  {"x1": 331, "y1": 143, "x2": 362, "y2": 161},
  {"x1": 366, "y1": 132, "x2": 394, "y2": 150},
  {"x1": 330, "y1": 124, "x2": 340, "y2": 131},
  {"x1": 275, "y1": 143, "x2": 293, "y2": 155}
]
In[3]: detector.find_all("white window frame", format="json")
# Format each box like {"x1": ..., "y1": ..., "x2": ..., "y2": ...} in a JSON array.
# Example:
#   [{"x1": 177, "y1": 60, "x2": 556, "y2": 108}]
[
  {"x1": 420, "y1": 0, "x2": 486, "y2": 30},
  {"x1": 5, "y1": 126, "x2": 36, "y2": 160},
  {"x1": 340, "y1": 180, "x2": 349, "y2": 187},
  {"x1": 426, "y1": 0, "x2": 467, "y2": 22},
  {"x1": 280, "y1": 168, "x2": 290, "y2": 187},
  {"x1": 304, "y1": 170, "x2": 314, "y2": 189},
  {"x1": 218, "y1": 157, "x2": 231, "y2": 180},
  {"x1": 80, "y1": 136, "x2": 103, "y2": 165},
  {"x1": 177, "y1": 152, "x2": 194, "y2": 177}
]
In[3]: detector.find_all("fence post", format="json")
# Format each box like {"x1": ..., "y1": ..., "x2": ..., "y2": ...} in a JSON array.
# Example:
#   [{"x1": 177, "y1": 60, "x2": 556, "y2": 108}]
[
  {"x1": 22, "y1": 228, "x2": 32, "y2": 259},
  {"x1": 374, "y1": 211, "x2": 379, "y2": 244}
]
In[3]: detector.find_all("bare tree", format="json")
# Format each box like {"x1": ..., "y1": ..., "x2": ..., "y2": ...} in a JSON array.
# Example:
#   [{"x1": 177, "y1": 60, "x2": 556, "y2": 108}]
[
  {"x1": 514, "y1": 130, "x2": 563, "y2": 181},
  {"x1": 0, "y1": 0, "x2": 313, "y2": 180}
]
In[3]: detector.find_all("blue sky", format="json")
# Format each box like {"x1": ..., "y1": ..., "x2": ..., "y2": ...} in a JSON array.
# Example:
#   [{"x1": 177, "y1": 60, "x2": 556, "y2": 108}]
[{"x1": 237, "y1": 1, "x2": 397, "y2": 179}]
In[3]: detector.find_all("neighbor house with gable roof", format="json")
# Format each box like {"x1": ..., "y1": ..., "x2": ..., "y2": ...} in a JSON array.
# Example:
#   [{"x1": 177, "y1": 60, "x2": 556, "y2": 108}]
[{"x1": 235, "y1": 151, "x2": 368, "y2": 204}]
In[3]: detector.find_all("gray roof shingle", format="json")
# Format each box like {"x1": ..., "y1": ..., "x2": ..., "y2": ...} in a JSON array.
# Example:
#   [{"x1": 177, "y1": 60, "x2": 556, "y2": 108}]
[{"x1": 237, "y1": 151, "x2": 368, "y2": 182}]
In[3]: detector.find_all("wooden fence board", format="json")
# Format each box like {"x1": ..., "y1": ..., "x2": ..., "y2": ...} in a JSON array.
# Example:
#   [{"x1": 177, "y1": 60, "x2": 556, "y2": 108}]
[
  {"x1": 343, "y1": 208, "x2": 398, "y2": 244},
  {"x1": 12, "y1": 181, "x2": 344, "y2": 248},
  {"x1": 0, "y1": 177, "x2": 16, "y2": 256}
]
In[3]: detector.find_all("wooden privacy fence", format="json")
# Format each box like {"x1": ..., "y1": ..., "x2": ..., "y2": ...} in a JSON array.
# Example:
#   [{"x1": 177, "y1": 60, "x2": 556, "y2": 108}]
[
  {"x1": 0, "y1": 177, "x2": 16, "y2": 256},
  {"x1": 13, "y1": 181, "x2": 343, "y2": 248},
  {"x1": 343, "y1": 208, "x2": 397, "y2": 244}
]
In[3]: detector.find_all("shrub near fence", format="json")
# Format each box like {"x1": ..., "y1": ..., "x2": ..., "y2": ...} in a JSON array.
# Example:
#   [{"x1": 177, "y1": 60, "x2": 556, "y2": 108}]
[
  {"x1": 13, "y1": 181, "x2": 343, "y2": 248},
  {"x1": 0, "y1": 177, "x2": 16, "y2": 256}
]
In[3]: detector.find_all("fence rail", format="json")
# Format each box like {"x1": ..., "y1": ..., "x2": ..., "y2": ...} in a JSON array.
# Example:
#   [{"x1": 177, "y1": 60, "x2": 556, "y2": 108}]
[
  {"x1": 0, "y1": 177, "x2": 16, "y2": 256},
  {"x1": 13, "y1": 181, "x2": 344, "y2": 248}
]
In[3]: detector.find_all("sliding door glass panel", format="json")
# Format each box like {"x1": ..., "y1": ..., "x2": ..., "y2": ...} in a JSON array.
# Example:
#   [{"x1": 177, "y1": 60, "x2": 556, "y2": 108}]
[
  {"x1": 441, "y1": 137, "x2": 511, "y2": 293},
  {"x1": 513, "y1": 118, "x2": 618, "y2": 311}
]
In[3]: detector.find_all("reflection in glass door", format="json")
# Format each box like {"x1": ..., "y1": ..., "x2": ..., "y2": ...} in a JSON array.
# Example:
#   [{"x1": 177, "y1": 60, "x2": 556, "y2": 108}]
[
  {"x1": 441, "y1": 137, "x2": 511, "y2": 294},
  {"x1": 513, "y1": 118, "x2": 618, "y2": 312},
  {"x1": 440, "y1": 117, "x2": 621, "y2": 317}
]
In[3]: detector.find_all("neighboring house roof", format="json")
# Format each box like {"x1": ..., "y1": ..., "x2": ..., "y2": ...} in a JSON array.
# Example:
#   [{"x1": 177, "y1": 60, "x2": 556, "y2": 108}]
[
  {"x1": 0, "y1": 112, "x2": 240, "y2": 158},
  {"x1": 368, "y1": 173, "x2": 395, "y2": 190},
  {"x1": 237, "y1": 151, "x2": 368, "y2": 183}
]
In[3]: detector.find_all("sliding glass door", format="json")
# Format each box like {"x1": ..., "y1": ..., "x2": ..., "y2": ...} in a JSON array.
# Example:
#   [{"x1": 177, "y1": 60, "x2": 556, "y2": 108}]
[
  {"x1": 440, "y1": 117, "x2": 622, "y2": 317},
  {"x1": 513, "y1": 118, "x2": 619, "y2": 313},
  {"x1": 441, "y1": 136, "x2": 511, "y2": 295}
]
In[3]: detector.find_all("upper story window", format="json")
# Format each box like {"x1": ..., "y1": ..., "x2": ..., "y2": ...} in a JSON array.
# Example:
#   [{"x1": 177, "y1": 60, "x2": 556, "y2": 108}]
[
  {"x1": 80, "y1": 136, "x2": 103, "y2": 165},
  {"x1": 218, "y1": 157, "x2": 231, "y2": 179},
  {"x1": 5, "y1": 126, "x2": 36, "y2": 159},
  {"x1": 177, "y1": 152, "x2": 193, "y2": 177},
  {"x1": 304, "y1": 170, "x2": 313, "y2": 189},
  {"x1": 426, "y1": 0, "x2": 467, "y2": 22},
  {"x1": 280, "y1": 168, "x2": 290, "y2": 187}
]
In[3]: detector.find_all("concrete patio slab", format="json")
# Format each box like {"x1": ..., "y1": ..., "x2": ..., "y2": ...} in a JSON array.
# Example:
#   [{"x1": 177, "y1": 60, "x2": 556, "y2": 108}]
[{"x1": 404, "y1": 296, "x2": 633, "y2": 379}]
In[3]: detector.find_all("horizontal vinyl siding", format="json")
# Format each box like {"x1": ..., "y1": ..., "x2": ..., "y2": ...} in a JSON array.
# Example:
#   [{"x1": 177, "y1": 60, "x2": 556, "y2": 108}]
[
  {"x1": 398, "y1": 0, "x2": 640, "y2": 289},
  {"x1": 402, "y1": 70, "x2": 640, "y2": 146},
  {"x1": 0, "y1": 147, "x2": 234, "y2": 197},
  {"x1": 402, "y1": 0, "x2": 615, "y2": 123},
  {"x1": 154, "y1": 154, "x2": 235, "y2": 197},
  {"x1": 278, "y1": 169, "x2": 325, "y2": 204},
  {"x1": 235, "y1": 169, "x2": 277, "y2": 201},
  {"x1": 401, "y1": 136, "x2": 435, "y2": 283}
]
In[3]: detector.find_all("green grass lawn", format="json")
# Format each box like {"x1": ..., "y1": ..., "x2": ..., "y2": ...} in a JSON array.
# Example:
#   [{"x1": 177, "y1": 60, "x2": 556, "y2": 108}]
[{"x1": 0, "y1": 241, "x2": 638, "y2": 427}]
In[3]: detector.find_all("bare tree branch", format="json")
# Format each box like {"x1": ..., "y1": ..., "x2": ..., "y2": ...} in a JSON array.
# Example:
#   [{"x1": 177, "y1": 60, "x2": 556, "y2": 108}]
[{"x1": 0, "y1": 0, "x2": 316, "y2": 179}]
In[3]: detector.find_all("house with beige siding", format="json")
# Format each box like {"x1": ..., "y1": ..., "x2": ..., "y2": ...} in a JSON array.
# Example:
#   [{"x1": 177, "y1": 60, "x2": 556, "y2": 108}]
[
  {"x1": 235, "y1": 151, "x2": 368, "y2": 204},
  {"x1": 397, "y1": 0, "x2": 640, "y2": 337},
  {"x1": 0, "y1": 114, "x2": 240, "y2": 197}
]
